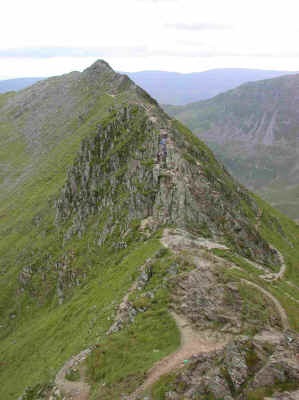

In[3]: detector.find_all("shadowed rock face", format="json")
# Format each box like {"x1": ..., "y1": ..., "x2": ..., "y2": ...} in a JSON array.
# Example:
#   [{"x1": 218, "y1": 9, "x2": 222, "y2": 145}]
[
  {"x1": 2, "y1": 60, "x2": 297, "y2": 400},
  {"x1": 55, "y1": 101, "x2": 279, "y2": 266}
]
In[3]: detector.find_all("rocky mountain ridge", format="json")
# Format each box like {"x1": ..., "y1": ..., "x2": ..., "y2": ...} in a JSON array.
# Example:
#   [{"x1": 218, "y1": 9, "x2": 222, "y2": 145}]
[
  {"x1": 0, "y1": 61, "x2": 298, "y2": 400},
  {"x1": 55, "y1": 103, "x2": 280, "y2": 266},
  {"x1": 1, "y1": 68, "x2": 296, "y2": 105}
]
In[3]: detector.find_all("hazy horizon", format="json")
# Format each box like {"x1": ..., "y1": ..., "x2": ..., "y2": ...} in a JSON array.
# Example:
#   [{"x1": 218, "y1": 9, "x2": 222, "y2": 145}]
[
  {"x1": 2, "y1": 0, "x2": 299, "y2": 79},
  {"x1": 0, "y1": 65, "x2": 297, "y2": 81}
]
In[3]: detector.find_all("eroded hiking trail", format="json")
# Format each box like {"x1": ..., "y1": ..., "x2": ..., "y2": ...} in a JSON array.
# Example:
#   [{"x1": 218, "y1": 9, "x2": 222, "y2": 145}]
[
  {"x1": 260, "y1": 248, "x2": 287, "y2": 281},
  {"x1": 162, "y1": 227, "x2": 288, "y2": 283},
  {"x1": 128, "y1": 312, "x2": 229, "y2": 400},
  {"x1": 161, "y1": 228, "x2": 229, "y2": 253},
  {"x1": 54, "y1": 349, "x2": 91, "y2": 400},
  {"x1": 162, "y1": 228, "x2": 292, "y2": 328},
  {"x1": 128, "y1": 228, "x2": 292, "y2": 398},
  {"x1": 53, "y1": 228, "x2": 292, "y2": 400}
]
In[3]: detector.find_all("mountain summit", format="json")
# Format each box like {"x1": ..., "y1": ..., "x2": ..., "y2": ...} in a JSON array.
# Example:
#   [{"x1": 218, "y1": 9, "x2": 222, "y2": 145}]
[{"x1": 0, "y1": 61, "x2": 299, "y2": 400}]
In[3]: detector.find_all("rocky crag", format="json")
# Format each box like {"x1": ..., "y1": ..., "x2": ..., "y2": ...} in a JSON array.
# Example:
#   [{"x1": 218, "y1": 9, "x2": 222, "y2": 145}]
[
  {"x1": 0, "y1": 61, "x2": 298, "y2": 400},
  {"x1": 55, "y1": 103, "x2": 279, "y2": 266}
]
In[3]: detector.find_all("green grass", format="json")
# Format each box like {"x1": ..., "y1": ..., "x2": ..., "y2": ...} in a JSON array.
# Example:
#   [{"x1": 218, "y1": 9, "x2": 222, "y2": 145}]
[
  {"x1": 247, "y1": 381, "x2": 299, "y2": 400},
  {"x1": 148, "y1": 373, "x2": 176, "y2": 400},
  {"x1": 1, "y1": 71, "x2": 299, "y2": 400},
  {"x1": 88, "y1": 311, "x2": 179, "y2": 399},
  {"x1": 0, "y1": 238, "x2": 163, "y2": 399},
  {"x1": 0, "y1": 96, "x2": 171, "y2": 398},
  {"x1": 253, "y1": 195, "x2": 299, "y2": 286},
  {"x1": 165, "y1": 79, "x2": 299, "y2": 221},
  {"x1": 87, "y1": 251, "x2": 181, "y2": 399},
  {"x1": 65, "y1": 368, "x2": 80, "y2": 382},
  {"x1": 213, "y1": 249, "x2": 267, "y2": 276},
  {"x1": 212, "y1": 191, "x2": 299, "y2": 331},
  {"x1": 238, "y1": 282, "x2": 279, "y2": 333}
]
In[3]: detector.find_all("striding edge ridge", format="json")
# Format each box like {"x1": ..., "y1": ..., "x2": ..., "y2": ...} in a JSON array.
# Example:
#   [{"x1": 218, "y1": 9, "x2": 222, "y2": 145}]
[{"x1": 55, "y1": 103, "x2": 279, "y2": 267}]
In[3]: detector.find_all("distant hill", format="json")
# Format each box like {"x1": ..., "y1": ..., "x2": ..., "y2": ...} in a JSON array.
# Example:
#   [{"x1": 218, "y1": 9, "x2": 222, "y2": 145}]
[
  {"x1": 165, "y1": 73, "x2": 299, "y2": 219},
  {"x1": 126, "y1": 69, "x2": 295, "y2": 105},
  {"x1": 0, "y1": 69, "x2": 295, "y2": 104},
  {"x1": 0, "y1": 77, "x2": 44, "y2": 93}
]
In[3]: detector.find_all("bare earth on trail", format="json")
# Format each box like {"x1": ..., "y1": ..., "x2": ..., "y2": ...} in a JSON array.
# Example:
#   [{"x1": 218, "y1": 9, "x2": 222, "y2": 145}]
[
  {"x1": 54, "y1": 349, "x2": 91, "y2": 400},
  {"x1": 129, "y1": 312, "x2": 229, "y2": 400},
  {"x1": 161, "y1": 228, "x2": 228, "y2": 253},
  {"x1": 53, "y1": 228, "x2": 292, "y2": 400}
]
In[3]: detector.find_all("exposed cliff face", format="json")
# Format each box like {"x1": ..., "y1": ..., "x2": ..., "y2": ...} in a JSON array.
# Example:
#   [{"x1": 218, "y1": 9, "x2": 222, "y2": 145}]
[
  {"x1": 56, "y1": 106, "x2": 158, "y2": 238},
  {"x1": 55, "y1": 104, "x2": 279, "y2": 266},
  {"x1": 1, "y1": 60, "x2": 299, "y2": 400}
]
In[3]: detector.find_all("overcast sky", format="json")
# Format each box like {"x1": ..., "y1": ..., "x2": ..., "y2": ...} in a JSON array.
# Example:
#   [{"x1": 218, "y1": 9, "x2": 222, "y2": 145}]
[{"x1": 1, "y1": 0, "x2": 299, "y2": 78}]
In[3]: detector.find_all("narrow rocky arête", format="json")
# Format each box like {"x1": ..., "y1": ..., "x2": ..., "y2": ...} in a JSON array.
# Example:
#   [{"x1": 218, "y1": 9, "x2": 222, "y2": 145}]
[{"x1": 0, "y1": 60, "x2": 298, "y2": 400}]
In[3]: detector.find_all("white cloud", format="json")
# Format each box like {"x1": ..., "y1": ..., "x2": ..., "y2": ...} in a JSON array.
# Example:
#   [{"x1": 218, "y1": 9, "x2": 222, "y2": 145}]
[{"x1": 1, "y1": 0, "x2": 299, "y2": 77}]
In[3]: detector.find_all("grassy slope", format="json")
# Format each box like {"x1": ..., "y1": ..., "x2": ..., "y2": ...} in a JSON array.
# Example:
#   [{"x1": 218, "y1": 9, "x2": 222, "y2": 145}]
[
  {"x1": 214, "y1": 194, "x2": 299, "y2": 330},
  {"x1": 0, "y1": 73, "x2": 298, "y2": 399},
  {"x1": 1, "y1": 234, "x2": 172, "y2": 398},
  {"x1": 87, "y1": 249, "x2": 182, "y2": 399},
  {"x1": 0, "y1": 81, "x2": 180, "y2": 398},
  {"x1": 85, "y1": 123, "x2": 299, "y2": 399},
  {"x1": 164, "y1": 76, "x2": 299, "y2": 220},
  {"x1": 84, "y1": 191, "x2": 299, "y2": 400},
  {"x1": 0, "y1": 112, "x2": 181, "y2": 397}
]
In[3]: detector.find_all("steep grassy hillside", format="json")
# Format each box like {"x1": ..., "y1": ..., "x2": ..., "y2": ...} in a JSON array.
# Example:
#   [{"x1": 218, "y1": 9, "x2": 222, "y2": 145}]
[
  {"x1": 165, "y1": 74, "x2": 299, "y2": 219},
  {"x1": 0, "y1": 61, "x2": 298, "y2": 400}
]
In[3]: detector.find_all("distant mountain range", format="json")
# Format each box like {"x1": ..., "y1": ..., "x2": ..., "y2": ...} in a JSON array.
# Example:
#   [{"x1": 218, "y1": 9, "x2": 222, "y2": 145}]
[
  {"x1": 0, "y1": 68, "x2": 296, "y2": 104},
  {"x1": 165, "y1": 73, "x2": 299, "y2": 219},
  {"x1": 126, "y1": 69, "x2": 296, "y2": 105},
  {"x1": 0, "y1": 77, "x2": 43, "y2": 93}
]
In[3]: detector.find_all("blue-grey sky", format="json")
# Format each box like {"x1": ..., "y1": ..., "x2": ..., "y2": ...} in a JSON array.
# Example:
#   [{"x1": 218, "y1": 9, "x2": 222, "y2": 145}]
[{"x1": 1, "y1": 0, "x2": 299, "y2": 78}]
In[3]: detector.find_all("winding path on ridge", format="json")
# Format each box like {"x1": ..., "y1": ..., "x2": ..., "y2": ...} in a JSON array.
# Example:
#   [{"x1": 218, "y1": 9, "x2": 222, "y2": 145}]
[
  {"x1": 53, "y1": 312, "x2": 229, "y2": 400},
  {"x1": 128, "y1": 312, "x2": 229, "y2": 400},
  {"x1": 129, "y1": 229, "x2": 291, "y2": 398},
  {"x1": 260, "y1": 248, "x2": 287, "y2": 281},
  {"x1": 161, "y1": 228, "x2": 288, "y2": 283},
  {"x1": 240, "y1": 279, "x2": 290, "y2": 330},
  {"x1": 53, "y1": 228, "x2": 292, "y2": 399}
]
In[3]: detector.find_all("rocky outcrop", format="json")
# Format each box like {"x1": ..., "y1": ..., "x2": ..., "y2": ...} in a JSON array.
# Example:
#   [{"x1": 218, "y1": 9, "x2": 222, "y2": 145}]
[
  {"x1": 2, "y1": 60, "x2": 299, "y2": 400},
  {"x1": 106, "y1": 258, "x2": 153, "y2": 335},
  {"x1": 55, "y1": 105, "x2": 279, "y2": 267},
  {"x1": 151, "y1": 331, "x2": 299, "y2": 400},
  {"x1": 55, "y1": 105, "x2": 160, "y2": 241},
  {"x1": 167, "y1": 231, "x2": 282, "y2": 334}
]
